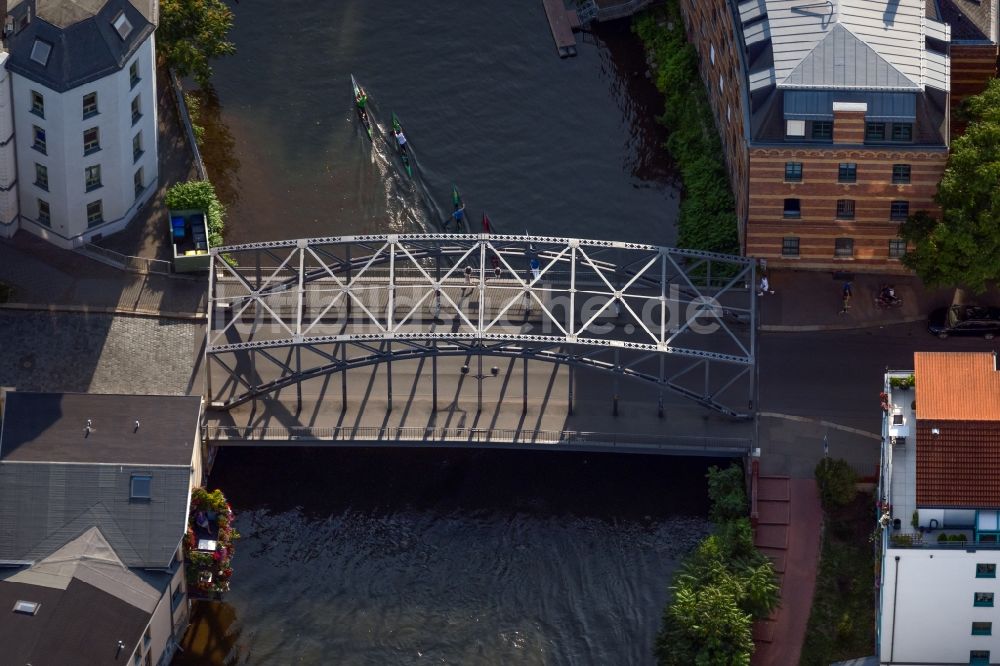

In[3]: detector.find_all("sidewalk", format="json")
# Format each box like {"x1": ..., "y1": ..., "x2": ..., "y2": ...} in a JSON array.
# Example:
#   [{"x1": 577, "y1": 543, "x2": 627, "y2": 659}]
[{"x1": 758, "y1": 269, "x2": 960, "y2": 332}]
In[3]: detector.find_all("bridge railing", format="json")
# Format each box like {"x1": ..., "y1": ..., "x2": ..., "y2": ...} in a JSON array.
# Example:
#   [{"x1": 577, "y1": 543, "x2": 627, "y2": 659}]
[{"x1": 204, "y1": 425, "x2": 751, "y2": 455}]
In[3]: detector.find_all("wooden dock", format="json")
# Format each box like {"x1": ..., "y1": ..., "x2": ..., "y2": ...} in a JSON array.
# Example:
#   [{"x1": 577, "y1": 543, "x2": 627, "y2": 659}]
[{"x1": 542, "y1": 0, "x2": 578, "y2": 58}]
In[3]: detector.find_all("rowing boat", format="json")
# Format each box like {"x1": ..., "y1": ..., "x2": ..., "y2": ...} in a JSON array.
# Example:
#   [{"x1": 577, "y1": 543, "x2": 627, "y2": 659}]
[
  {"x1": 350, "y1": 74, "x2": 373, "y2": 141},
  {"x1": 481, "y1": 211, "x2": 493, "y2": 233},
  {"x1": 449, "y1": 184, "x2": 467, "y2": 231},
  {"x1": 391, "y1": 112, "x2": 413, "y2": 177}
]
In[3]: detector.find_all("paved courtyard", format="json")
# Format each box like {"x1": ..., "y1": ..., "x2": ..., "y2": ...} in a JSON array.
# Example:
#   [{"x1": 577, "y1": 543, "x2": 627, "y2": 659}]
[{"x1": 0, "y1": 311, "x2": 202, "y2": 396}]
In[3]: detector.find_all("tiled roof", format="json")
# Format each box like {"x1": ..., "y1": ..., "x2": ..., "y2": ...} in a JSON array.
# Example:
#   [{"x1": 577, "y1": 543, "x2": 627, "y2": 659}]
[
  {"x1": 916, "y1": 420, "x2": 1000, "y2": 508},
  {"x1": 914, "y1": 352, "x2": 1000, "y2": 421}
]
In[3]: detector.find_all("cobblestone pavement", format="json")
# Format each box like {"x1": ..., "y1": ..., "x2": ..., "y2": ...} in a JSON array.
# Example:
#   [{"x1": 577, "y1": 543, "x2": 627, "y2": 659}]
[{"x1": 0, "y1": 311, "x2": 202, "y2": 395}]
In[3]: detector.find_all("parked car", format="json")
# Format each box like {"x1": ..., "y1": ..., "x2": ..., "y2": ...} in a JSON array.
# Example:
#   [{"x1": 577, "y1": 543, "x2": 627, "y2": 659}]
[{"x1": 928, "y1": 305, "x2": 1000, "y2": 339}]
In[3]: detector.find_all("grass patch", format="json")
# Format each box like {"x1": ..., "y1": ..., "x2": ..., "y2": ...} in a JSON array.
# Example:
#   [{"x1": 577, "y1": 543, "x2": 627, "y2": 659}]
[
  {"x1": 634, "y1": 2, "x2": 740, "y2": 256},
  {"x1": 800, "y1": 492, "x2": 877, "y2": 665}
]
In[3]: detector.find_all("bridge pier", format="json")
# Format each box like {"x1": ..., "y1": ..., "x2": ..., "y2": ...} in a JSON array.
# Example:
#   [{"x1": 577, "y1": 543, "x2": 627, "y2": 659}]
[
  {"x1": 432, "y1": 342, "x2": 438, "y2": 412},
  {"x1": 568, "y1": 364, "x2": 574, "y2": 415},
  {"x1": 523, "y1": 355, "x2": 528, "y2": 414}
]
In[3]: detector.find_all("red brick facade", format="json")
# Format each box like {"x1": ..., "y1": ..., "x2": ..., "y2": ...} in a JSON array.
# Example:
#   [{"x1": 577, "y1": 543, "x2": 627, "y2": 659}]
[
  {"x1": 746, "y1": 147, "x2": 947, "y2": 270},
  {"x1": 950, "y1": 44, "x2": 999, "y2": 136}
]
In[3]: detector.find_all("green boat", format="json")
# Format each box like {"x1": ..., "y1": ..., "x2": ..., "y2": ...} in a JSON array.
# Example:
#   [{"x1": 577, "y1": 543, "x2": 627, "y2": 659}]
[
  {"x1": 391, "y1": 112, "x2": 412, "y2": 177},
  {"x1": 449, "y1": 184, "x2": 467, "y2": 231},
  {"x1": 351, "y1": 74, "x2": 372, "y2": 141}
]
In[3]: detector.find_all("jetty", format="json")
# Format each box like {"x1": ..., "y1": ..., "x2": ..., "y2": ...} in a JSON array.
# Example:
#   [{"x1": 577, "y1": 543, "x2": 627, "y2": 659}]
[{"x1": 541, "y1": 0, "x2": 579, "y2": 58}]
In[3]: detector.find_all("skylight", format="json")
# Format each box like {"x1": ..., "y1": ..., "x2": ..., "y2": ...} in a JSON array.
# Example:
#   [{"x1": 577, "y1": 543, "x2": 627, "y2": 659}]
[
  {"x1": 130, "y1": 474, "x2": 152, "y2": 500},
  {"x1": 12, "y1": 600, "x2": 40, "y2": 615},
  {"x1": 29, "y1": 39, "x2": 51, "y2": 66},
  {"x1": 113, "y1": 12, "x2": 132, "y2": 40}
]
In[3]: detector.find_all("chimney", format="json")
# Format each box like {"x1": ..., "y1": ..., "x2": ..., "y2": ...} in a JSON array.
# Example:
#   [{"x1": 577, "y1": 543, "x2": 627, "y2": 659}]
[{"x1": 832, "y1": 102, "x2": 868, "y2": 144}]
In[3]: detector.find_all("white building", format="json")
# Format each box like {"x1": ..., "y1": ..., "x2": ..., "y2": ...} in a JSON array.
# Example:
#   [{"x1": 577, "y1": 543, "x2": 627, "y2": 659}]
[
  {"x1": 878, "y1": 352, "x2": 1000, "y2": 666},
  {"x1": 0, "y1": 0, "x2": 158, "y2": 248}
]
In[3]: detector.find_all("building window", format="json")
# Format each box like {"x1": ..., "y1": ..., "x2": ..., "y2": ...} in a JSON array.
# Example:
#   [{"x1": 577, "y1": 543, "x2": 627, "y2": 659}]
[
  {"x1": 892, "y1": 164, "x2": 911, "y2": 184},
  {"x1": 144, "y1": 653, "x2": 152, "y2": 666},
  {"x1": 783, "y1": 198, "x2": 801, "y2": 219},
  {"x1": 836, "y1": 200, "x2": 855, "y2": 220},
  {"x1": 34, "y1": 163, "x2": 48, "y2": 191},
  {"x1": 133, "y1": 132, "x2": 143, "y2": 163},
  {"x1": 834, "y1": 238, "x2": 854, "y2": 258},
  {"x1": 130, "y1": 473, "x2": 151, "y2": 499},
  {"x1": 133, "y1": 651, "x2": 141, "y2": 666},
  {"x1": 131, "y1": 95, "x2": 141, "y2": 125},
  {"x1": 86, "y1": 200, "x2": 103, "y2": 228},
  {"x1": 143, "y1": 625, "x2": 152, "y2": 647},
  {"x1": 782, "y1": 237, "x2": 800, "y2": 257},
  {"x1": 786, "y1": 120, "x2": 806, "y2": 137},
  {"x1": 890, "y1": 201, "x2": 910, "y2": 221},
  {"x1": 32, "y1": 125, "x2": 46, "y2": 154},
  {"x1": 113, "y1": 12, "x2": 133, "y2": 40},
  {"x1": 83, "y1": 127, "x2": 100, "y2": 155},
  {"x1": 134, "y1": 167, "x2": 144, "y2": 199},
  {"x1": 973, "y1": 622, "x2": 993, "y2": 636},
  {"x1": 838, "y1": 163, "x2": 857, "y2": 183},
  {"x1": 889, "y1": 239, "x2": 907, "y2": 258},
  {"x1": 975, "y1": 592, "x2": 995, "y2": 607},
  {"x1": 784, "y1": 162, "x2": 802, "y2": 182},
  {"x1": 892, "y1": 123, "x2": 913, "y2": 142},
  {"x1": 82, "y1": 92, "x2": 98, "y2": 118},
  {"x1": 811, "y1": 121, "x2": 833, "y2": 140},
  {"x1": 130, "y1": 61, "x2": 140, "y2": 88},
  {"x1": 971, "y1": 650, "x2": 990, "y2": 665},
  {"x1": 30, "y1": 90, "x2": 44, "y2": 117},
  {"x1": 85, "y1": 165, "x2": 102, "y2": 192},
  {"x1": 170, "y1": 583, "x2": 185, "y2": 612},
  {"x1": 977, "y1": 563, "x2": 996, "y2": 578},
  {"x1": 37, "y1": 199, "x2": 50, "y2": 227},
  {"x1": 29, "y1": 39, "x2": 52, "y2": 66},
  {"x1": 866, "y1": 122, "x2": 886, "y2": 141}
]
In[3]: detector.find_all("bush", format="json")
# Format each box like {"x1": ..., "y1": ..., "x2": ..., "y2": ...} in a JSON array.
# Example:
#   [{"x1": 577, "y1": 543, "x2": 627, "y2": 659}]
[
  {"x1": 815, "y1": 458, "x2": 857, "y2": 508},
  {"x1": 938, "y1": 533, "x2": 949, "y2": 542},
  {"x1": 706, "y1": 464, "x2": 747, "y2": 522},
  {"x1": 165, "y1": 179, "x2": 226, "y2": 248},
  {"x1": 634, "y1": 5, "x2": 739, "y2": 256}
]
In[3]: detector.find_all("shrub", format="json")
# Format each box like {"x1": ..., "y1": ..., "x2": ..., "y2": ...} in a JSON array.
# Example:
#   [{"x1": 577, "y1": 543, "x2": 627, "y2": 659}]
[
  {"x1": 706, "y1": 464, "x2": 746, "y2": 523},
  {"x1": 165, "y1": 179, "x2": 226, "y2": 248},
  {"x1": 911, "y1": 510, "x2": 919, "y2": 530},
  {"x1": 938, "y1": 533, "x2": 949, "y2": 542},
  {"x1": 815, "y1": 458, "x2": 857, "y2": 508}
]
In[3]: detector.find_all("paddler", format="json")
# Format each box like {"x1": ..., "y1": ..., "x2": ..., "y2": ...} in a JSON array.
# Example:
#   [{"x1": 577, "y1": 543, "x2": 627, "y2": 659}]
[
  {"x1": 355, "y1": 91, "x2": 367, "y2": 119},
  {"x1": 394, "y1": 128, "x2": 408, "y2": 153},
  {"x1": 451, "y1": 203, "x2": 466, "y2": 228}
]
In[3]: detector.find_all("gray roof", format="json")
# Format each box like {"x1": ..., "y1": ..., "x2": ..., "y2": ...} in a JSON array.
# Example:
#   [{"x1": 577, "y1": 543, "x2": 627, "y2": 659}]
[
  {"x1": 0, "y1": 576, "x2": 150, "y2": 665},
  {"x1": 783, "y1": 90, "x2": 917, "y2": 120},
  {"x1": 0, "y1": 392, "x2": 202, "y2": 466},
  {"x1": 784, "y1": 24, "x2": 920, "y2": 89},
  {"x1": 5, "y1": 0, "x2": 156, "y2": 92},
  {"x1": 0, "y1": 461, "x2": 192, "y2": 567}
]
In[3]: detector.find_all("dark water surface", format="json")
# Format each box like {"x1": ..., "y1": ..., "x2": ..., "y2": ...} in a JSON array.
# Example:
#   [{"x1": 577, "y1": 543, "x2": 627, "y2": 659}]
[
  {"x1": 181, "y1": 2, "x2": 698, "y2": 664},
  {"x1": 178, "y1": 450, "x2": 719, "y2": 665},
  {"x1": 197, "y1": 1, "x2": 678, "y2": 244}
]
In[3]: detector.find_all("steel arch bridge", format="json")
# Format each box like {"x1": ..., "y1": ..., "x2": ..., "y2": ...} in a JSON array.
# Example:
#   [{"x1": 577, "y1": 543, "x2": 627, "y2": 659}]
[{"x1": 206, "y1": 234, "x2": 758, "y2": 418}]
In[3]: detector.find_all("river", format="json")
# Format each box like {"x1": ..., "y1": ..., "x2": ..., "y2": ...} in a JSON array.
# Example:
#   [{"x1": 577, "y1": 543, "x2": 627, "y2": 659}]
[{"x1": 178, "y1": 2, "x2": 704, "y2": 664}]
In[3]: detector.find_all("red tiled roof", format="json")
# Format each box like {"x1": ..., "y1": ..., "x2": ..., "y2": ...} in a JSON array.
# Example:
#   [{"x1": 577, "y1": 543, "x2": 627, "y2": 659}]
[
  {"x1": 916, "y1": 420, "x2": 1000, "y2": 508},
  {"x1": 914, "y1": 352, "x2": 1000, "y2": 421}
]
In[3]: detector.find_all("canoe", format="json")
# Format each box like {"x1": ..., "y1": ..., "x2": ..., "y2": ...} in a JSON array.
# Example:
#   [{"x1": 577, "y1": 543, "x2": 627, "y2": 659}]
[
  {"x1": 448, "y1": 184, "x2": 467, "y2": 231},
  {"x1": 350, "y1": 74, "x2": 373, "y2": 141},
  {"x1": 391, "y1": 112, "x2": 413, "y2": 177}
]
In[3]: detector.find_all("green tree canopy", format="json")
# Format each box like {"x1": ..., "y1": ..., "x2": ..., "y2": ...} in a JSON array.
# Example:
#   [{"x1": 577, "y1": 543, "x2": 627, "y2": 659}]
[
  {"x1": 899, "y1": 78, "x2": 1000, "y2": 292},
  {"x1": 158, "y1": 0, "x2": 236, "y2": 88},
  {"x1": 706, "y1": 464, "x2": 747, "y2": 523}
]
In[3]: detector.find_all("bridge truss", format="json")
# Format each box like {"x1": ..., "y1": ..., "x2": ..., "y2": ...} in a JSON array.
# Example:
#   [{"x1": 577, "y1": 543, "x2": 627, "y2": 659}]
[{"x1": 206, "y1": 234, "x2": 757, "y2": 418}]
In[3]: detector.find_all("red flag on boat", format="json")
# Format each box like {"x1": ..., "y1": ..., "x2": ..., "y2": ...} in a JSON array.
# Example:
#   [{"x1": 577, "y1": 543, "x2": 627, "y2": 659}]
[{"x1": 482, "y1": 212, "x2": 492, "y2": 233}]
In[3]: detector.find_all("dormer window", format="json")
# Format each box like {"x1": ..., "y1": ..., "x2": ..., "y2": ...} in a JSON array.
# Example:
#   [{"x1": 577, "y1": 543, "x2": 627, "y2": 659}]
[
  {"x1": 113, "y1": 12, "x2": 132, "y2": 40},
  {"x1": 130, "y1": 474, "x2": 152, "y2": 500},
  {"x1": 30, "y1": 39, "x2": 51, "y2": 66}
]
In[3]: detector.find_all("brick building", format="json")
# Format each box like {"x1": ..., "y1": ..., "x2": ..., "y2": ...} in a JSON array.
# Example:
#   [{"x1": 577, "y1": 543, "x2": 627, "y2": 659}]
[{"x1": 678, "y1": 0, "x2": 998, "y2": 271}]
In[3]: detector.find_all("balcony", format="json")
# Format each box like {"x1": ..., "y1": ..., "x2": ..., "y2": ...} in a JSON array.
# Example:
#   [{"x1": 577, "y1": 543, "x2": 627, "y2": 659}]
[{"x1": 887, "y1": 529, "x2": 1000, "y2": 550}]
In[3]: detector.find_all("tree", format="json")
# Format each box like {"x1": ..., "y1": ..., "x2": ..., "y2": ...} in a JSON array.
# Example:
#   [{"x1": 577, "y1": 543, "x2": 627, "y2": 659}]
[
  {"x1": 158, "y1": 0, "x2": 236, "y2": 88},
  {"x1": 656, "y1": 579, "x2": 754, "y2": 666},
  {"x1": 899, "y1": 78, "x2": 1000, "y2": 291}
]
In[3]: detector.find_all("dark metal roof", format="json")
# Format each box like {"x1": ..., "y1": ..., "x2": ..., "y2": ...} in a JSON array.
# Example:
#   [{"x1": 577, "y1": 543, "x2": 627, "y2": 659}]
[
  {"x1": 0, "y1": 392, "x2": 201, "y2": 466},
  {"x1": 0, "y1": 577, "x2": 150, "y2": 665},
  {"x1": 4, "y1": 0, "x2": 155, "y2": 92},
  {"x1": 938, "y1": 0, "x2": 996, "y2": 41},
  {"x1": 783, "y1": 90, "x2": 917, "y2": 121}
]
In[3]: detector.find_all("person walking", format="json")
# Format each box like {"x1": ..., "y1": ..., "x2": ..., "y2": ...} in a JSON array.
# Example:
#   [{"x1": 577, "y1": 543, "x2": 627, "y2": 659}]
[
  {"x1": 464, "y1": 265, "x2": 473, "y2": 286},
  {"x1": 839, "y1": 281, "x2": 853, "y2": 314},
  {"x1": 758, "y1": 274, "x2": 774, "y2": 296}
]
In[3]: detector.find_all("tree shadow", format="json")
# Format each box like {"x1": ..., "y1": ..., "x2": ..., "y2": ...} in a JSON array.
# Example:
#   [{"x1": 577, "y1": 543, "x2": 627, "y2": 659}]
[{"x1": 189, "y1": 85, "x2": 242, "y2": 211}]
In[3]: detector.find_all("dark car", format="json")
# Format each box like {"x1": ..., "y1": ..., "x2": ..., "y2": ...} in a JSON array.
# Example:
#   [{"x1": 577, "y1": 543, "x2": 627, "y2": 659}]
[{"x1": 928, "y1": 305, "x2": 1000, "y2": 339}]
